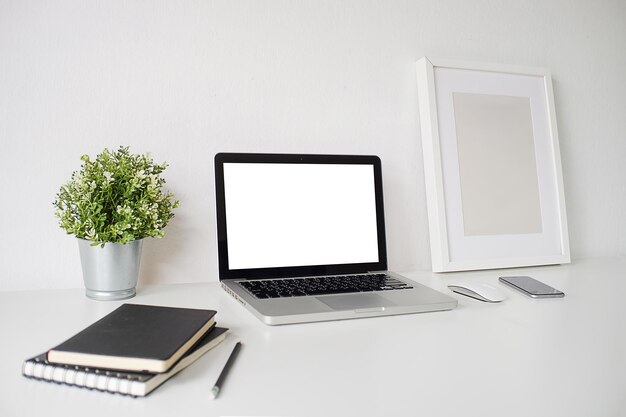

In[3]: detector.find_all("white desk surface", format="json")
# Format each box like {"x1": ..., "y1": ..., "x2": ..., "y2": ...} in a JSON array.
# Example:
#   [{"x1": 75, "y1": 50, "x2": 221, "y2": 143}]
[{"x1": 1, "y1": 257, "x2": 625, "y2": 417}]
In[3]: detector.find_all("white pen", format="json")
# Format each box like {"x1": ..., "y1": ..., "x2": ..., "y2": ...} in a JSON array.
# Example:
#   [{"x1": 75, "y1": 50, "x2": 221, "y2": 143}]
[{"x1": 209, "y1": 341, "x2": 242, "y2": 399}]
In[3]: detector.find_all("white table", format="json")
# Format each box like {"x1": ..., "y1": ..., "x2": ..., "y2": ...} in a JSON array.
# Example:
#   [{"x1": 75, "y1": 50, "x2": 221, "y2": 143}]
[{"x1": 1, "y1": 257, "x2": 625, "y2": 417}]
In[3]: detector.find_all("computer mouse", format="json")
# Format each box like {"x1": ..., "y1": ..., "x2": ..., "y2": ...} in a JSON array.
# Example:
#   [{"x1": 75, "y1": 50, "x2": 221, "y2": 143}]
[{"x1": 448, "y1": 282, "x2": 507, "y2": 303}]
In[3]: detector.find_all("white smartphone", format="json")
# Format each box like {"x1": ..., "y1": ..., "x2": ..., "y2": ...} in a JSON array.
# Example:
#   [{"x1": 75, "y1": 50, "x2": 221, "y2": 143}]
[{"x1": 498, "y1": 276, "x2": 564, "y2": 298}]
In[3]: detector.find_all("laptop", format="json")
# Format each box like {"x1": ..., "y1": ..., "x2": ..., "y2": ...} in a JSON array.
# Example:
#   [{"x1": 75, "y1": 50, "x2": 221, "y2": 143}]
[{"x1": 214, "y1": 153, "x2": 457, "y2": 325}]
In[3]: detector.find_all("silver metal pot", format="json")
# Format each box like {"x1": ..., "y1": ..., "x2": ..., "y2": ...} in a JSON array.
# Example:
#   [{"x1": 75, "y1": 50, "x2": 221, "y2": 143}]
[{"x1": 77, "y1": 238, "x2": 143, "y2": 301}]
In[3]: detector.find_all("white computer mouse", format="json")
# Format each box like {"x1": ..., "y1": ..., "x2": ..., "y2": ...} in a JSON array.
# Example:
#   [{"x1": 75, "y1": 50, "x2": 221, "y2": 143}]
[{"x1": 448, "y1": 282, "x2": 507, "y2": 303}]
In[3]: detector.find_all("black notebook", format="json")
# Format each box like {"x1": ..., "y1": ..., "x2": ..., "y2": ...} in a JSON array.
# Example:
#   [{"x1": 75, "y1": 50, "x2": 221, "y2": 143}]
[
  {"x1": 47, "y1": 304, "x2": 217, "y2": 373},
  {"x1": 24, "y1": 327, "x2": 228, "y2": 397}
]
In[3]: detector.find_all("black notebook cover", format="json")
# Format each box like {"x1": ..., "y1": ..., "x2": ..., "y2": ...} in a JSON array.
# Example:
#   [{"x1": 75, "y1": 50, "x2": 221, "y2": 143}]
[{"x1": 47, "y1": 304, "x2": 217, "y2": 373}]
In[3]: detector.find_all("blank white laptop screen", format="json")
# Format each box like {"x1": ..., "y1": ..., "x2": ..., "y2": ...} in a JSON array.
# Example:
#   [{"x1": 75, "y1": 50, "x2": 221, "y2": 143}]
[{"x1": 223, "y1": 163, "x2": 380, "y2": 270}]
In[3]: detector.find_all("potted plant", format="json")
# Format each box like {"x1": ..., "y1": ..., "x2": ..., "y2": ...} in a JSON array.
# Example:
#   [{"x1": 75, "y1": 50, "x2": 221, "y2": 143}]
[{"x1": 54, "y1": 146, "x2": 180, "y2": 300}]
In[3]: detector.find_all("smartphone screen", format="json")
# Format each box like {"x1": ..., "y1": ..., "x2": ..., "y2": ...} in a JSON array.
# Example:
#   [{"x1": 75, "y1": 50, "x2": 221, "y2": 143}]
[{"x1": 499, "y1": 276, "x2": 564, "y2": 298}]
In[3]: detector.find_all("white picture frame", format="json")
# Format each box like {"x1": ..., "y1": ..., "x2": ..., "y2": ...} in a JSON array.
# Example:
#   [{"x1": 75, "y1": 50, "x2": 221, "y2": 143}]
[{"x1": 416, "y1": 57, "x2": 570, "y2": 272}]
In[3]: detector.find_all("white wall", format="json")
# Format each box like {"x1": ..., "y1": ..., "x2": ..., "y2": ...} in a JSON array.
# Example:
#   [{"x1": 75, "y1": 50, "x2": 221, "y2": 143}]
[{"x1": 1, "y1": 0, "x2": 625, "y2": 291}]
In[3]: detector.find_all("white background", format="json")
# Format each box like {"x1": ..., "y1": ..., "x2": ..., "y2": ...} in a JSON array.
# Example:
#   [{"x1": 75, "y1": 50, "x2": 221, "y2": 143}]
[{"x1": 1, "y1": 0, "x2": 625, "y2": 291}]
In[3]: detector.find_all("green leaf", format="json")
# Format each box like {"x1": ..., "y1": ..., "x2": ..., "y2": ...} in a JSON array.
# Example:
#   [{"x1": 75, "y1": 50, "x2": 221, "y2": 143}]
[{"x1": 53, "y1": 146, "x2": 179, "y2": 245}]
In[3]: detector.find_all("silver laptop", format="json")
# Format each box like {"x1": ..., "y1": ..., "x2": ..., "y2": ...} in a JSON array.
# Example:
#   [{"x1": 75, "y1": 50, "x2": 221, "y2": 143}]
[{"x1": 214, "y1": 153, "x2": 457, "y2": 325}]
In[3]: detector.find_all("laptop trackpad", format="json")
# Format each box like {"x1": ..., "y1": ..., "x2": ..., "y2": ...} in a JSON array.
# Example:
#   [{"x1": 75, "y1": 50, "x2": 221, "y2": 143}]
[{"x1": 317, "y1": 293, "x2": 396, "y2": 311}]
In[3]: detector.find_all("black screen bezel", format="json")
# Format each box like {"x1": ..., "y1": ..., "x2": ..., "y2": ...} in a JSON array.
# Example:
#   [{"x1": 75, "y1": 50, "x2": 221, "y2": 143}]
[{"x1": 214, "y1": 152, "x2": 388, "y2": 281}]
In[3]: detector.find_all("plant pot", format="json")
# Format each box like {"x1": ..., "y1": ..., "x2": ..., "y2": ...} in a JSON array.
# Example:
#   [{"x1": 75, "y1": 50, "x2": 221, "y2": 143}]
[{"x1": 77, "y1": 238, "x2": 144, "y2": 301}]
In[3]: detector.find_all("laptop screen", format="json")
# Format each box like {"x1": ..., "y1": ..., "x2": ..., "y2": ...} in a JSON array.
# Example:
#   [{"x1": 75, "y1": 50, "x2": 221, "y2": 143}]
[{"x1": 215, "y1": 153, "x2": 388, "y2": 280}]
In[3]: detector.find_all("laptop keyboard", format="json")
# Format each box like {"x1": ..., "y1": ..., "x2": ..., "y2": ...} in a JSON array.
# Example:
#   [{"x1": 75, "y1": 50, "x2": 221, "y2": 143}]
[{"x1": 238, "y1": 274, "x2": 413, "y2": 299}]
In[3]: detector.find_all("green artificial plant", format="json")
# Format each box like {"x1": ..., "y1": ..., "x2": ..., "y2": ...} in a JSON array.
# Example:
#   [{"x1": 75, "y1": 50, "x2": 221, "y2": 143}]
[{"x1": 54, "y1": 146, "x2": 180, "y2": 246}]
